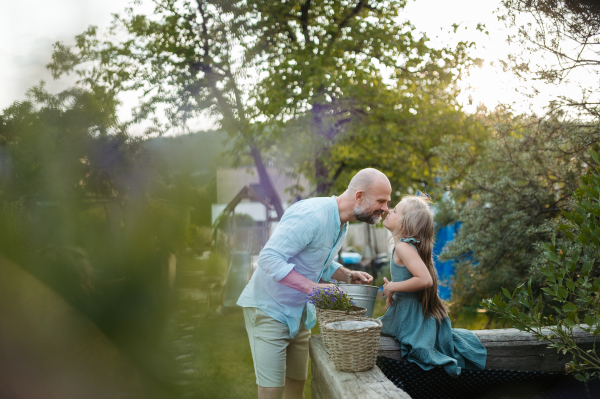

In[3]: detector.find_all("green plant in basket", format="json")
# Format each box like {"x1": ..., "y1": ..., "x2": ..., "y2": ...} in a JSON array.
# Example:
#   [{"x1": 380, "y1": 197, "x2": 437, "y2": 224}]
[{"x1": 306, "y1": 286, "x2": 355, "y2": 312}]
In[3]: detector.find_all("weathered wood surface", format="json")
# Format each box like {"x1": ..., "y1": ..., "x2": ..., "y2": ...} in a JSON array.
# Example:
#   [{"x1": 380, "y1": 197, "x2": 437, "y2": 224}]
[
  {"x1": 378, "y1": 327, "x2": 597, "y2": 372},
  {"x1": 310, "y1": 335, "x2": 410, "y2": 399}
]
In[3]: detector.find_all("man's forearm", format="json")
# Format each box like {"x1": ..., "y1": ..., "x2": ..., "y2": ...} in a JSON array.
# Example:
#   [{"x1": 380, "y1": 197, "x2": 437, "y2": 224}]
[
  {"x1": 330, "y1": 266, "x2": 352, "y2": 283},
  {"x1": 278, "y1": 269, "x2": 317, "y2": 294}
]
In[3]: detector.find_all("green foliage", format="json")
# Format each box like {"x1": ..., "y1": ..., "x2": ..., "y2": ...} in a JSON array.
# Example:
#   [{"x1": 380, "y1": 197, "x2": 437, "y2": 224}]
[
  {"x1": 0, "y1": 84, "x2": 192, "y2": 389},
  {"x1": 483, "y1": 149, "x2": 600, "y2": 383},
  {"x1": 46, "y1": 0, "x2": 484, "y2": 199},
  {"x1": 0, "y1": 83, "x2": 144, "y2": 199},
  {"x1": 204, "y1": 251, "x2": 229, "y2": 279},
  {"x1": 146, "y1": 131, "x2": 231, "y2": 227},
  {"x1": 432, "y1": 192, "x2": 459, "y2": 233},
  {"x1": 248, "y1": 0, "x2": 484, "y2": 193},
  {"x1": 374, "y1": 264, "x2": 391, "y2": 288},
  {"x1": 48, "y1": 0, "x2": 289, "y2": 216},
  {"x1": 306, "y1": 285, "x2": 355, "y2": 312},
  {"x1": 437, "y1": 107, "x2": 599, "y2": 310},
  {"x1": 307, "y1": 92, "x2": 488, "y2": 198}
]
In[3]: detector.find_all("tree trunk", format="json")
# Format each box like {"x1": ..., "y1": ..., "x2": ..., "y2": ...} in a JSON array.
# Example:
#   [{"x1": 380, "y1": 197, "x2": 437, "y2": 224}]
[
  {"x1": 249, "y1": 145, "x2": 285, "y2": 220},
  {"x1": 311, "y1": 102, "x2": 333, "y2": 196},
  {"x1": 315, "y1": 153, "x2": 332, "y2": 196}
]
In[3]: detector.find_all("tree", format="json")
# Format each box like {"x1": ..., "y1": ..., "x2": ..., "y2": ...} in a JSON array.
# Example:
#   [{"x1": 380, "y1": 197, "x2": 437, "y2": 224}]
[
  {"x1": 0, "y1": 83, "x2": 145, "y2": 200},
  {"x1": 501, "y1": 0, "x2": 600, "y2": 119},
  {"x1": 437, "y1": 107, "x2": 600, "y2": 310},
  {"x1": 48, "y1": 0, "x2": 480, "y2": 201},
  {"x1": 48, "y1": 0, "x2": 286, "y2": 218},
  {"x1": 247, "y1": 0, "x2": 479, "y2": 194},
  {"x1": 323, "y1": 90, "x2": 487, "y2": 196},
  {"x1": 483, "y1": 149, "x2": 600, "y2": 383},
  {"x1": 145, "y1": 131, "x2": 232, "y2": 228},
  {"x1": 435, "y1": 0, "x2": 600, "y2": 313}
]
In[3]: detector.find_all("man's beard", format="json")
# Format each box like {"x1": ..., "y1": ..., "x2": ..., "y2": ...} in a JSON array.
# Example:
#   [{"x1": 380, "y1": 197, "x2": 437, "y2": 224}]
[{"x1": 354, "y1": 205, "x2": 382, "y2": 225}]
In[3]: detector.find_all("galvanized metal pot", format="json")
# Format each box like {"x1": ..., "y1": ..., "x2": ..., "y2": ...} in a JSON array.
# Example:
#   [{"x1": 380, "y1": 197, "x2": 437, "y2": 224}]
[{"x1": 337, "y1": 283, "x2": 379, "y2": 318}]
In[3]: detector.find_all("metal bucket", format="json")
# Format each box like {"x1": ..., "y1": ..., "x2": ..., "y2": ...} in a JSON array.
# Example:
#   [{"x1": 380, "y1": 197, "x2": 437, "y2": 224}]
[{"x1": 337, "y1": 284, "x2": 379, "y2": 318}]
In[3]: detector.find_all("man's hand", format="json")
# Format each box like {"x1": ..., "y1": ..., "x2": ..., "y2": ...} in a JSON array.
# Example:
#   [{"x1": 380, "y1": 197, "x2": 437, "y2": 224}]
[
  {"x1": 349, "y1": 270, "x2": 373, "y2": 285},
  {"x1": 383, "y1": 277, "x2": 395, "y2": 309}
]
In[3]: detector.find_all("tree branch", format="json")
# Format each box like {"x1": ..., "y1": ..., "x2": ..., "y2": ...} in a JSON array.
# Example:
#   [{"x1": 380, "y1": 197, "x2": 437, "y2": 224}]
[
  {"x1": 327, "y1": 0, "x2": 367, "y2": 49},
  {"x1": 300, "y1": 0, "x2": 312, "y2": 44},
  {"x1": 338, "y1": 0, "x2": 367, "y2": 30}
]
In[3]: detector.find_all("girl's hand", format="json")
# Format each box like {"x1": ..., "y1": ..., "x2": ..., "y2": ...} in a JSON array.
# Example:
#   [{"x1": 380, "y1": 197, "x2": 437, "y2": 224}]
[{"x1": 383, "y1": 277, "x2": 394, "y2": 309}]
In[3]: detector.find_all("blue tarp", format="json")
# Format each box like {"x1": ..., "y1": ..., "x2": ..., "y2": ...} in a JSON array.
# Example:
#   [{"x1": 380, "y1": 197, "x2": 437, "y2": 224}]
[
  {"x1": 432, "y1": 222, "x2": 461, "y2": 300},
  {"x1": 334, "y1": 252, "x2": 362, "y2": 265}
]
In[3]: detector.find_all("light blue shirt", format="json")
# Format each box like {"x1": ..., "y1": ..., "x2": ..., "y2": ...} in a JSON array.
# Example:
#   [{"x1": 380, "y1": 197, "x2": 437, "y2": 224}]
[{"x1": 237, "y1": 196, "x2": 348, "y2": 338}]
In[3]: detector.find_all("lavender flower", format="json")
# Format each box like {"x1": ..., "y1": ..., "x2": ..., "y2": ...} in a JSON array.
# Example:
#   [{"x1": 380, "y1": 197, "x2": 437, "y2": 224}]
[{"x1": 305, "y1": 285, "x2": 355, "y2": 311}]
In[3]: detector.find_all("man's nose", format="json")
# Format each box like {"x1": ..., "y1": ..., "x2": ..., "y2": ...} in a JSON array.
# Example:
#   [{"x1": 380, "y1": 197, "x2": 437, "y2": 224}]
[{"x1": 381, "y1": 203, "x2": 389, "y2": 212}]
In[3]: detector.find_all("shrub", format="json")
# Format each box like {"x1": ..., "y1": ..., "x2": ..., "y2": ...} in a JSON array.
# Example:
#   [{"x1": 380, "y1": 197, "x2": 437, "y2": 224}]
[
  {"x1": 437, "y1": 110, "x2": 599, "y2": 311},
  {"x1": 483, "y1": 150, "x2": 600, "y2": 383}
]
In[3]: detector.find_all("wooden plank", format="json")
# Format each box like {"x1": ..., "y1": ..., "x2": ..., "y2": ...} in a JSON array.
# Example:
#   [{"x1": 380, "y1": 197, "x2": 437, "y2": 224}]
[
  {"x1": 473, "y1": 328, "x2": 595, "y2": 345},
  {"x1": 378, "y1": 328, "x2": 597, "y2": 373},
  {"x1": 309, "y1": 335, "x2": 411, "y2": 399}
]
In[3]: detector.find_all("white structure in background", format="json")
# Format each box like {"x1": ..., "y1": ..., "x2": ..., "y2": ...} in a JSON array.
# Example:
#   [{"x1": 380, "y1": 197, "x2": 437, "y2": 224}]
[
  {"x1": 211, "y1": 167, "x2": 312, "y2": 225},
  {"x1": 345, "y1": 224, "x2": 394, "y2": 256},
  {"x1": 212, "y1": 167, "x2": 393, "y2": 262}
]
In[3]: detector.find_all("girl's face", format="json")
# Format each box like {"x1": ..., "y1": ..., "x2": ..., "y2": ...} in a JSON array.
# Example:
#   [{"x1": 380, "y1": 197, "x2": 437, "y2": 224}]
[{"x1": 382, "y1": 201, "x2": 405, "y2": 231}]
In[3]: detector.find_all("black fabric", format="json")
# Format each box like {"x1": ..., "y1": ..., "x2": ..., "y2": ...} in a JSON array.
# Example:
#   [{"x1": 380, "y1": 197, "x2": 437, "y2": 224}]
[{"x1": 376, "y1": 356, "x2": 600, "y2": 399}]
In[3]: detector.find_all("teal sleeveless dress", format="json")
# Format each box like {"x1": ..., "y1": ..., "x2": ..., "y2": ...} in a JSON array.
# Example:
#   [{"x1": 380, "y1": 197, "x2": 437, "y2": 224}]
[{"x1": 379, "y1": 239, "x2": 487, "y2": 376}]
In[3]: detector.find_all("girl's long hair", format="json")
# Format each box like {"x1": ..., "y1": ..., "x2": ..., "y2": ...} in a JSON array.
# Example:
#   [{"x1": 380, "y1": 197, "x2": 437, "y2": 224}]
[{"x1": 391, "y1": 195, "x2": 448, "y2": 322}]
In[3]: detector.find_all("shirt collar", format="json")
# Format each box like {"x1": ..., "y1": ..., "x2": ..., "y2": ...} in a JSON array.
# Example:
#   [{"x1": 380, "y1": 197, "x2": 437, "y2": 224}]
[{"x1": 331, "y1": 195, "x2": 346, "y2": 231}]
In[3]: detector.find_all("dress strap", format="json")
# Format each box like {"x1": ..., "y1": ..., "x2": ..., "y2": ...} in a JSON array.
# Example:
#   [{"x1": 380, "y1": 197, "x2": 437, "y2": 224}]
[{"x1": 399, "y1": 237, "x2": 419, "y2": 253}]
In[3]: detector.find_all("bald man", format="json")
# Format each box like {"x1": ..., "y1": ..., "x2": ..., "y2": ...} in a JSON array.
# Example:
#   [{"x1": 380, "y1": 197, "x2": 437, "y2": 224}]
[{"x1": 237, "y1": 168, "x2": 392, "y2": 399}]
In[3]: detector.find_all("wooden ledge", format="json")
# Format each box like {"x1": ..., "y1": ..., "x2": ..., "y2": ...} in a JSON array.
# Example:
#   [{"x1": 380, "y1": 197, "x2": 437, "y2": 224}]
[
  {"x1": 378, "y1": 327, "x2": 596, "y2": 373},
  {"x1": 310, "y1": 328, "x2": 596, "y2": 398},
  {"x1": 309, "y1": 335, "x2": 410, "y2": 399}
]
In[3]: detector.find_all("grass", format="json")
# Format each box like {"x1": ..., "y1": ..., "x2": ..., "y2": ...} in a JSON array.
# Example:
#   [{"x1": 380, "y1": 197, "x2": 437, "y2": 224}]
[
  {"x1": 170, "y1": 303, "x2": 318, "y2": 399},
  {"x1": 171, "y1": 305, "x2": 257, "y2": 399}
]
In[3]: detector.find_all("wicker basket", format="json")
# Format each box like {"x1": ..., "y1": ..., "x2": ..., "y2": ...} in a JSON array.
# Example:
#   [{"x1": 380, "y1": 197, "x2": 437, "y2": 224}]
[
  {"x1": 316, "y1": 306, "x2": 366, "y2": 349},
  {"x1": 321, "y1": 317, "x2": 383, "y2": 372}
]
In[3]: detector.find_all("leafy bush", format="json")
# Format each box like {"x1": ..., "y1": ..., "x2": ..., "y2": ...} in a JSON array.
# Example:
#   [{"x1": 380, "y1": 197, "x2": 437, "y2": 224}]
[
  {"x1": 0, "y1": 84, "x2": 192, "y2": 388},
  {"x1": 438, "y1": 109, "x2": 599, "y2": 311},
  {"x1": 483, "y1": 150, "x2": 600, "y2": 383}
]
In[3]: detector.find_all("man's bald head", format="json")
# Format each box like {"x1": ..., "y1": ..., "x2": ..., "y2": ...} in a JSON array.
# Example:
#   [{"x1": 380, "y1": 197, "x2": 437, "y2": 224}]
[
  {"x1": 345, "y1": 168, "x2": 392, "y2": 224},
  {"x1": 347, "y1": 168, "x2": 390, "y2": 194}
]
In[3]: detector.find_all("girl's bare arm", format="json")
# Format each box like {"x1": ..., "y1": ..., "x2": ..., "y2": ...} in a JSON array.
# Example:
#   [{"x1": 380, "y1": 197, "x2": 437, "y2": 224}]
[{"x1": 383, "y1": 242, "x2": 433, "y2": 304}]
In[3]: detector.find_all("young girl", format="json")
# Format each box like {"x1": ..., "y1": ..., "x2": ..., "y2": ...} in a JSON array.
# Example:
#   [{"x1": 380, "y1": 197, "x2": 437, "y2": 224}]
[{"x1": 380, "y1": 195, "x2": 486, "y2": 376}]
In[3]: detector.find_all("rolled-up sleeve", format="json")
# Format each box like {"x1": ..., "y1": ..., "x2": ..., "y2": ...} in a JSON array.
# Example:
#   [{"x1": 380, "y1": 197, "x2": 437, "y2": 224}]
[
  {"x1": 257, "y1": 208, "x2": 318, "y2": 282},
  {"x1": 321, "y1": 260, "x2": 343, "y2": 282}
]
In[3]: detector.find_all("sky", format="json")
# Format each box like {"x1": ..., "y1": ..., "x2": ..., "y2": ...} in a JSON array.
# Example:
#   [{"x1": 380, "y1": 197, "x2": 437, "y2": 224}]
[
  {"x1": 0, "y1": 0, "x2": 126, "y2": 106},
  {"x1": 0, "y1": 0, "x2": 587, "y2": 135}
]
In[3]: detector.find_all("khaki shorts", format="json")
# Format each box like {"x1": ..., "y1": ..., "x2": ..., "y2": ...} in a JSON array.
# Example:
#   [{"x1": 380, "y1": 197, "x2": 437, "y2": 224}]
[{"x1": 243, "y1": 307, "x2": 311, "y2": 388}]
